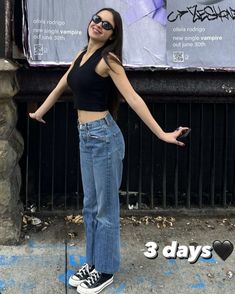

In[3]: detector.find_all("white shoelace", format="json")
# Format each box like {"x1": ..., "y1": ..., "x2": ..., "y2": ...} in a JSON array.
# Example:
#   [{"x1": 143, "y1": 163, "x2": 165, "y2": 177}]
[
  {"x1": 76, "y1": 264, "x2": 89, "y2": 278},
  {"x1": 86, "y1": 270, "x2": 100, "y2": 286}
]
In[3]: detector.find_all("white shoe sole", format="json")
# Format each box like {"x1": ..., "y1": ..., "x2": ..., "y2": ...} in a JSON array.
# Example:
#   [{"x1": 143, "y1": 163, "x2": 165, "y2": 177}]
[
  {"x1": 77, "y1": 276, "x2": 113, "y2": 294},
  {"x1": 69, "y1": 269, "x2": 97, "y2": 287},
  {"x1": 69, "y1": 276, "x2": 84, "y2": 287}
]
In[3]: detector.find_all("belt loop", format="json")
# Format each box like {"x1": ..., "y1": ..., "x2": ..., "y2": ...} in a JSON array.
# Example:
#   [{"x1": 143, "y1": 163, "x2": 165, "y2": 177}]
[{"x1": 104, "y1": 114, "x2": 110, "y2": 126}]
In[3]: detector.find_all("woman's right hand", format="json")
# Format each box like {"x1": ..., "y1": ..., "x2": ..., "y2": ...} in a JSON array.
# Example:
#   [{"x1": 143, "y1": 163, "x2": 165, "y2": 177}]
[{"x1": 29, "y1": 111, "x2": 46, "y2": 124}]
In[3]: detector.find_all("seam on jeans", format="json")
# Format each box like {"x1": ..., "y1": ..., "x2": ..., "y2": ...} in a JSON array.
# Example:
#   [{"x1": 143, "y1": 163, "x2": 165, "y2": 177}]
[
  {"x1": 107, "y1": 142, "x2": 111, "y2": 209},
  {"x1": 113, "y1": 133, "x2": 125, "y2": 161}
]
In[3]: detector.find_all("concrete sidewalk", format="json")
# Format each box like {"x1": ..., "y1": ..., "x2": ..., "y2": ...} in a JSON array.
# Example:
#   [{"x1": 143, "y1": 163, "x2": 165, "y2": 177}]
[{"x1": 0, "y1": 215, "x2": 235, "y2": 294}]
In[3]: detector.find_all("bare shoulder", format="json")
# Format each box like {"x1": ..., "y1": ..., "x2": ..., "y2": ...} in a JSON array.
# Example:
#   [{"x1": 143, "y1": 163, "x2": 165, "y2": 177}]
[
  {"x1": 107, "y1": 52, "x2": 121, "y2": 63},
  {"x1": 104, "y1": 52, "x2": 124, "y2": 75},
  {"x1": 73, "y1": 49, "x2": 85, "y2": 62}
]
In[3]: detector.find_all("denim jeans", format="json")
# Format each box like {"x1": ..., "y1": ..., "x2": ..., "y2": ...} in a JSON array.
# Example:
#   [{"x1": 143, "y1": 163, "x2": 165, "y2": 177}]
[{"x1": 78, "y1": 112, "x2": 125, "y2": 274}]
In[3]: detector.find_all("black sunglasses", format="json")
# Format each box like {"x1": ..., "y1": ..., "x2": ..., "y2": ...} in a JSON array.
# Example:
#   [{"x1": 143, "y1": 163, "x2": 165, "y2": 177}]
[{"x1": 91, "y1": 14, "x2": 114, "y2": 31}]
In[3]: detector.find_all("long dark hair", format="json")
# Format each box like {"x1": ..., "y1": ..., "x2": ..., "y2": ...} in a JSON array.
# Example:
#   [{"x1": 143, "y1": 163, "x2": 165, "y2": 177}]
[{"x1": 86, "y1": 8, "x2": 123, "y2": 120}]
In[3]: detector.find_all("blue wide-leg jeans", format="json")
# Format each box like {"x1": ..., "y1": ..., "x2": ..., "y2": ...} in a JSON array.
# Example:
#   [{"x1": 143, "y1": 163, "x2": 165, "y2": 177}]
[{"x1": 78, "y1": 112, "x2": 125, "y2": 274}]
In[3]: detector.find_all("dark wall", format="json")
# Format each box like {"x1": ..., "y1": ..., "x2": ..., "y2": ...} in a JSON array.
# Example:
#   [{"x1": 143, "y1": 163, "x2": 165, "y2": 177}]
[
  {"x1": 13, "y1": 0, "x2": 23, "y2": 51},
  {"x1": 0, "y1": 0, "x2": 5, "y2": 57}
]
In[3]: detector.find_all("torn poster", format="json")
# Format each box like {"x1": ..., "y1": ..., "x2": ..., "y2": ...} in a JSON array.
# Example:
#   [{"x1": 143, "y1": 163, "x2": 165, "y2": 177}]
[
  {"x1": 22, "y1": 0, "x2": 167, "y2": 67},
  {"x1": 166, "y1": 0, "x2": 235, "y2": 68}
]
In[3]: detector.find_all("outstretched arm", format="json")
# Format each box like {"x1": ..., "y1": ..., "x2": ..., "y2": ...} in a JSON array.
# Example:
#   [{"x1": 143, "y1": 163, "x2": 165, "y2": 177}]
[
  {"x1": 29, "y1": 50, "x2": 83, "y2": 123},
  {"x1": 107, "y1": 55, "x2": 189, "y2": 146}
]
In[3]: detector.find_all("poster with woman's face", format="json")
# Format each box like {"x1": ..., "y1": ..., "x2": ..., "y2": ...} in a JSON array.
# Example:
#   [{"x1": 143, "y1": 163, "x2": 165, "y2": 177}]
[
  {"x1": 22, "y1": 0, "x2": 167, "y2": 67},
  {"x1": 22, "y1": 0, "x2": 235, "y2": 68}
]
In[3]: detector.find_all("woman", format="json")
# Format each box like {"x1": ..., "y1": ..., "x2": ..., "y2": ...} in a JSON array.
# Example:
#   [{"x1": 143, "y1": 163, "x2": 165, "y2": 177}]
[{"x1": 29, "y1": 7, "x2": 189, "y2": 294}]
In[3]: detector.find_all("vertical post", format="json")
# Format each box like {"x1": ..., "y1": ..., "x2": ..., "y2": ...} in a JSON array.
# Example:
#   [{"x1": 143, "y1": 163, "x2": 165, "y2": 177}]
[
  {"x1": 0, "y1": 0, "x2": 24, "y2": 244},
  {"x1": 0, "y1": 0, "x2": 12, "y2": 58},
  {"x1": 5, "y1": 0, "x2": 13, "y2": 58},
  {"x1": 0, "y1": 0, "x2": 5, "y2": 57},
  {"x1": 0, "y1": 60, "x2": 24, "y2": 244}
]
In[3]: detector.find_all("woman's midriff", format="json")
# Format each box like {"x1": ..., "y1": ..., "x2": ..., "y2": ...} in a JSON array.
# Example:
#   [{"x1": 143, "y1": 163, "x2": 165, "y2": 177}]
[{"x1": 77, "y1": 110, "x2": 109, "y2": 124}]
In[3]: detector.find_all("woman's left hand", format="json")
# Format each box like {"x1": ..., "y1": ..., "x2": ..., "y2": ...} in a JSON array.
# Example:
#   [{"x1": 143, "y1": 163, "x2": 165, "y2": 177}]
[{"x1": 159, "y1": 126, "x2": 190, "y2": 147}]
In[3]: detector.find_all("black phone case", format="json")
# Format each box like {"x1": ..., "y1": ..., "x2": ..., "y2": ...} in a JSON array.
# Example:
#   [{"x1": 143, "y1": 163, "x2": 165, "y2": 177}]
[{"x1": 177, "y1": 128, "x2": 191, "y2": 140}]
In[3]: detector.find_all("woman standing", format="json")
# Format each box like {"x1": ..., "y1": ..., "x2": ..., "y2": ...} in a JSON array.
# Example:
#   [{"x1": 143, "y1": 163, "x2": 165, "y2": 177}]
[{"x1": 29, "y1": 8, "x2": 189, "y2": 294}]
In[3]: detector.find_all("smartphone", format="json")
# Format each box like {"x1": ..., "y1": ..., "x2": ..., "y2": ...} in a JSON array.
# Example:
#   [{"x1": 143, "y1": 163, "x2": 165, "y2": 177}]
[{"x1": 177, "y1": 128, "x2": 191, "y2": 141}]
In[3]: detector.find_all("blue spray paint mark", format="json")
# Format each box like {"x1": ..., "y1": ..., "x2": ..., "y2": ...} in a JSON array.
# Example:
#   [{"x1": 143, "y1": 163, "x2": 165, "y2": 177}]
[
  {"x1": 164, "y1": 271, "x2": 174, "y2": 276},
  {"x1": 199, "y1": 256, "x2": 216, "y2": 263},
  {"x1": 21, "y1": 281, "x2": 36, "y2": 294},
  {"x1": 111, "y1": 283, "x2": 126, "y2": 294},
  {"x1": 27, "y1": 240, "x2": 65, "y2": 249},
  {"x1": 167, "y1": 259, "x2": 177, "y2": 266},
  {"x1": 0, "y1": 280, "x2": 35, "y2": 294},
  {"x1": 137, "y1": 276, "x2": 145, "y2": 284},
  {"x1": 133, "y1": 276, "x2": 156, "y2": 288},
  {"x1": 79, "y1": 255, "x2": 86, "y2": 265},
  {"x1": 0, "y1": 256, "x2": 18, "y2": 266},
  {"x1": 58, "y1": 254, "x2": 86, "y2": 285},
  {"x1": 0, "y1": 280, "x2": 6, "y2": 290},
  {"x1": 58, "y1": 269, "x2": 74, "y2": 284},
  {"x1": 0, "y1": 279, "x2": 16, "y2": 291},
  {"x1": 68, "y1": 254, "x2": 86, "y2": 267},
  {"x1": 0, "y1": 254, "x2": 63, "y2": 267},
  {"x1": 190, "y1": 273, "x2": 205, "y2": 289},
  {"x1": 68, "y1": 255, "x2": 80, "y2": 267},
  {"x1": 166, "y1": 259, "x2": 178, "y2": 270}
]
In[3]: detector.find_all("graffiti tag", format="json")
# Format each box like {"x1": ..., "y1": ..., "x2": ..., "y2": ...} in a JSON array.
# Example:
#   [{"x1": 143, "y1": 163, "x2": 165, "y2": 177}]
[{"x1": 168, "y1": 5, "x2": 235, "y2": 23}]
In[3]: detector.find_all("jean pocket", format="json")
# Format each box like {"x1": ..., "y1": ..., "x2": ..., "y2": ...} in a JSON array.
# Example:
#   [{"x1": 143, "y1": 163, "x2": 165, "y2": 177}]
[{"x1": 88, "y1": 126, "x2": 108, "y2": 142}]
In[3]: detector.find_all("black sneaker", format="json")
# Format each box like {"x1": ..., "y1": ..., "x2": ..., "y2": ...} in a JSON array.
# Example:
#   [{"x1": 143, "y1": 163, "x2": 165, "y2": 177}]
[
  {"x1": 69, "y1": 263, "x2": 95, "y2": 287},
  {"x1": 76, "y1": 270, "x2": 113, "y2": 294}
]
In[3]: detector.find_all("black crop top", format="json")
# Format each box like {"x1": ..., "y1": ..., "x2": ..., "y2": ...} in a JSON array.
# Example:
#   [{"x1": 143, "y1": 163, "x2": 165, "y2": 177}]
[{"x1": 67, "y1": 46, "x2": 114, "y2": 111}]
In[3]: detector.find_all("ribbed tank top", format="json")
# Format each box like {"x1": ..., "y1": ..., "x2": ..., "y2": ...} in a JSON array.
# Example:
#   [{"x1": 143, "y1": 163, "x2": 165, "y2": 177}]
[{"x1": 67, "y1": 46, "x2": 113, "y2": 111}]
